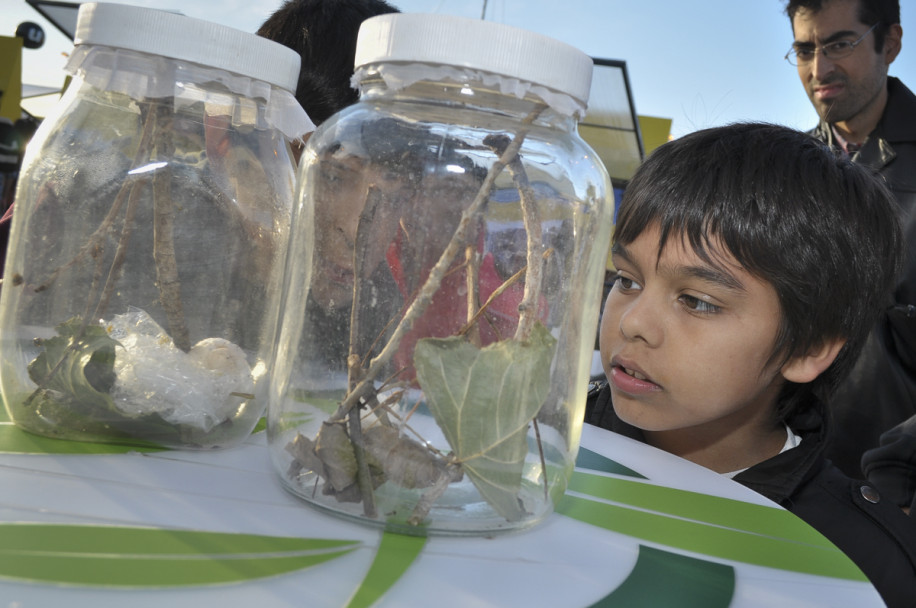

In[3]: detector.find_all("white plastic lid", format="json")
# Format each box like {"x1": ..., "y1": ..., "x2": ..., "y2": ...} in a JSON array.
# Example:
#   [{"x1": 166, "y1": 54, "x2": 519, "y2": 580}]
[
  {"x1": 73, "y1": 2, "x2": 301, "y2": 93},
  {"x1": 354, "y1": 13, "x2": 593, "y2": 106}
]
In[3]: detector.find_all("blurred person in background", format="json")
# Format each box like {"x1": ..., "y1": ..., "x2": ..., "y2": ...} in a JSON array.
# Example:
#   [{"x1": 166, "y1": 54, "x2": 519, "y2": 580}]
[{"x1": 784, "y1": 0, "x2": 916, "y2": 514}]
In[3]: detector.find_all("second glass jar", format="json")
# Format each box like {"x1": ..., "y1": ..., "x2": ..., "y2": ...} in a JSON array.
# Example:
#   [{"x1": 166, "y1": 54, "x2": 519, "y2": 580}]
[{"x1": 269, "y1": 13, "x2": 613, "y2": 534}]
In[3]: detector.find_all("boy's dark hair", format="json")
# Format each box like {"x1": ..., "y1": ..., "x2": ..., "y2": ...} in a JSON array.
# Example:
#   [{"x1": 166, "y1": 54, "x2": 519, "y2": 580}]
[
  {"x1": 785, "y1": 0, "x2": 900, "y2": 52},
  {"x1": 614, "y1": 122, "x2": 903, "y2": 420},
  {"x1": 256, "y1": 0, "x2": 399, "y2": 126}
]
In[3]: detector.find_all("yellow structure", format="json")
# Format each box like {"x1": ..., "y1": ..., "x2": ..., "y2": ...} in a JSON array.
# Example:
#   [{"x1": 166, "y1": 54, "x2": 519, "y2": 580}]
[
  {"x1": 0, "y1": 36, "x2": 24, "y2": 122},
  {"x1": 638, "y1": 115, "x2": 674, "y2": 156}
]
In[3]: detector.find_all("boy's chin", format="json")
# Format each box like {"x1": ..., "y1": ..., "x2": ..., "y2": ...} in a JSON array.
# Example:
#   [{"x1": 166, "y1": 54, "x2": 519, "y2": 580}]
[{"x1": 608, "y1": 391, "x2": 653, "y2": 431}]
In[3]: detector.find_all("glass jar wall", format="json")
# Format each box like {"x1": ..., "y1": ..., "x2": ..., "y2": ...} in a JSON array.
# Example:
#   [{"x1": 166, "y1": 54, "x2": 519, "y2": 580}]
[
  {"x1": 268, "y1": 14, "x2": 613, "y2": 534},
  {"x1": 0, "y1": 3, "x2": 313, "y2": 449}
]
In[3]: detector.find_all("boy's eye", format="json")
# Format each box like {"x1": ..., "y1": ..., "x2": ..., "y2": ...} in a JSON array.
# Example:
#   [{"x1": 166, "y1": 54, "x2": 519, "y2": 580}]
[
  {"x1": 614, "y1": 275, "x2": 641, "y2": 291},
  {"x1": 679, "y1": 294, "x2": 721, "y2": 314}
]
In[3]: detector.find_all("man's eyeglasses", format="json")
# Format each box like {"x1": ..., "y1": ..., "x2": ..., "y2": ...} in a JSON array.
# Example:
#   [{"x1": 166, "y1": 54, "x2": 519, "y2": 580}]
[{"x1": 784, "y1": 23, "x2": 878, "y2": 66}]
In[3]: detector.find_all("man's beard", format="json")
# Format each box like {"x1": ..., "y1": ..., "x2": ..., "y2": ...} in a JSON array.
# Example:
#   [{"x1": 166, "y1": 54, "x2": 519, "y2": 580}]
[{"x1": 808, "y1": 73, "x2": 887, "y2": 125}]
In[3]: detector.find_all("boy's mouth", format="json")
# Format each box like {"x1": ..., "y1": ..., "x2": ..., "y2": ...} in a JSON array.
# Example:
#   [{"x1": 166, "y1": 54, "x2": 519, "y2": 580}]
[
  {"x1": 621, "y1": 366, "x2": 648, "y2": 381},
  {"x1": 609, "y1": 357, "x2": 661, "y2": 394},
  {"x1": 611, "y1": 356, "x2": 653, "y2": 380}
]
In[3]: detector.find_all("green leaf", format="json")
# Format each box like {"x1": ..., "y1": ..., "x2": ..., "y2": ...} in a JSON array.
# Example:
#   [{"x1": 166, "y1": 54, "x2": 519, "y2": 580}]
[
  {"x1": 413, "y1": 324, "x2": 556, "y2": 521},
  {"x1": 0, "y1": 523, "x2": 360, "y2": 587}
]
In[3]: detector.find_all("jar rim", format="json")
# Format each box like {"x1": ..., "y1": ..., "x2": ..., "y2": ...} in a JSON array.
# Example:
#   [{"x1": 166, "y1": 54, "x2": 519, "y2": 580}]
[
  {"x1": 354, "y1": 13, "x2": 593, "y2": 109},
  {"x1": 73, "y1": 2, "x2": 300, "y2": 93},
  {"x1": 351, "y1": 64, "x2": 587, "y2": 119}
]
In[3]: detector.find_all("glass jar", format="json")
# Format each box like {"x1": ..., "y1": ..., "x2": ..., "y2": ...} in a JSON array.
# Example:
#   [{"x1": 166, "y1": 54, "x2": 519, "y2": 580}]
[
  {"x1": 268, "y1": 13, "x2": 612, "y2": 534},
  {"x1": 0, "y1": 3, "x2": 313, "y2": 449}
]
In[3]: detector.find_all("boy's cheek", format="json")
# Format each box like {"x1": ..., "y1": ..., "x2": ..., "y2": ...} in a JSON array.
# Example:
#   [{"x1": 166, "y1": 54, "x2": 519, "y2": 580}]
[{"x1": 597, "y1": 303, "x2": 620, "y2": 377}]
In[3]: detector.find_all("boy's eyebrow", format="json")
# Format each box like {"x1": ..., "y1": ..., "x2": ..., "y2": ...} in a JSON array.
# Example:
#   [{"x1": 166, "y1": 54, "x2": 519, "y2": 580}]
[
  {"x1": 678, "y1": 264, "x2": 747, "y2": 293},
  {"x1": 612, "y1": 242, "x2": 747, "y2": 293},
  {"x1": 611, "y1": 242, "x2": 637, "y2": 270}
]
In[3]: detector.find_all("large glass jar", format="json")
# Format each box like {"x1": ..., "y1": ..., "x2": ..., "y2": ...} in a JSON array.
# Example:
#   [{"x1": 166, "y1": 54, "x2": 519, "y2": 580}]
[
  {"x1": 268, "y1": 13, "x2": 613, "y2": 534},
  {"x1": 0, "y1": 3, "x2": 313, "y2": 449}
]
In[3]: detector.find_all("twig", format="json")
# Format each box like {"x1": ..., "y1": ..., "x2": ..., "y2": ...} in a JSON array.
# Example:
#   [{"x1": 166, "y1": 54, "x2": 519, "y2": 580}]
[
  {"x1": 509, "y1": 156, "x2": 544, "y2": 342},
  {"x1": 348, "y1": 403, "x2": 378, "y2": 518},
  {"x1": 79, "y1": 243, "x2": 107, "y2": 326},
  {"x1": 464, "y1": 244, "x2": 481, "y2": 346},
  {"x1": 362, "y1": 388, "x2": 404, "y2": 423},
  {"x1": 407, "y1": 471, "x2": 449, "y2": 525},
  {"x1": 533, "y1": 417, "x2": 549, "y2": 501},
  {"x1": 151, "y1": 104, "x2": 190, "y2": 353},
  {"x1": 457, "y1": 249, "x2": 553, "y2": 337},
  {"x1": 346, "y1": 186, "x2": 388, "y2": 516},
  {"x1": 482, "y1": 123, "x2": 548, "y2": 343},
  {"x1": 93, "y1": 179, "x2": 143, "y2": 319},
  {"x1": 348, "y1": 186, "x2": 384, "y2": 389}
]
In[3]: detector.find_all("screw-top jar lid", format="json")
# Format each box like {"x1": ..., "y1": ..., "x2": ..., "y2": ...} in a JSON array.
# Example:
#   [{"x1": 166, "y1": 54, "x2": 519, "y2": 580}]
[
  {"x1": 354, "y1": 13, "x2": 593, "y2": 107},
  {"x1": 73, "y1": 2, "x2": 300, "y2": 93}
]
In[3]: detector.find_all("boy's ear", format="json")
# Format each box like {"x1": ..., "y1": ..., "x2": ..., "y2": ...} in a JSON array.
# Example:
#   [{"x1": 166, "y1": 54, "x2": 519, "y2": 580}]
[{"x1": 780, "y1": 339, "x2": 846, "y2": 384}]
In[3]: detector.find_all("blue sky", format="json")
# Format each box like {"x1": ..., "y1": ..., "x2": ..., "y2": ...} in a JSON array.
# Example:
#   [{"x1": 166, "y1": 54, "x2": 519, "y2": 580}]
[{"x1": 4, "y1": 0, "x2": 915, "y2": 137}]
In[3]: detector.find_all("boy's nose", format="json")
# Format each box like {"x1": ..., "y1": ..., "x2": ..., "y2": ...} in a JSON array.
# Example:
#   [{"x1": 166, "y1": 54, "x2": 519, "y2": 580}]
[{"x1": 617, "y1": 294, "x2": 662, "y2": 346}]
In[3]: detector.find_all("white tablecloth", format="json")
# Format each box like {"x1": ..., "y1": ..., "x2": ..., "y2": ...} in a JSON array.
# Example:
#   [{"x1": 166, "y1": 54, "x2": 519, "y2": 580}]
[{"x1": 0, "y1": 419, "x2": 883, "y2": 607}]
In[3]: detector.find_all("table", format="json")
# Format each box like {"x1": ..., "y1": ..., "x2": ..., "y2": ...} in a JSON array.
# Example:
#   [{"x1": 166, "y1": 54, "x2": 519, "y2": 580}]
[{"x1": 0, "y1": 409, "x2": 883, "y2": 607}]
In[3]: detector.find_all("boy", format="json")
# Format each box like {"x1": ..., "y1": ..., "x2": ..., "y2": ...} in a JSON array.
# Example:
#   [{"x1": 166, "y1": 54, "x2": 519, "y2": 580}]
[{"x1": 585, "y1": 123, "x2": 916, "y2": 607}]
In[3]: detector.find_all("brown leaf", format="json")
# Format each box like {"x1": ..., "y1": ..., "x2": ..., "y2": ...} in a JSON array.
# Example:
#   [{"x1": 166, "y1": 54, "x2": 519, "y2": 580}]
[
  {"x1": 363, "y1": 425, "x2": 455, "y2": 489},
  {"x1": 314, "y1": 422, "x2": 359, "y2": 494}
]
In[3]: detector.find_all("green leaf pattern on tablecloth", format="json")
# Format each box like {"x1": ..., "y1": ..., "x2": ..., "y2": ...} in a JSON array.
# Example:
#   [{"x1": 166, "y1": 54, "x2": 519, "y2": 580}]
[
  {"x1": 559, "y1": 476, "x2": 866, "y2": 581},
  {"x1": 0, "y1": 524, "x2": 358, "y2": 587},
  {"x1": 346, "y1": 532, "x2": 427, "y2": 608},
  {"x1": 0, "y1": 403, "x2": 870, "y2": 601},
  {"x1": 589, "y1": 545, "x2": 735, "y2": 607},
  {"x1": 575, "y1": 447, "x2": 645, "y2": 479},
  {"x1": 0, "y1": 404, "x2": 162, "y2": 454}
]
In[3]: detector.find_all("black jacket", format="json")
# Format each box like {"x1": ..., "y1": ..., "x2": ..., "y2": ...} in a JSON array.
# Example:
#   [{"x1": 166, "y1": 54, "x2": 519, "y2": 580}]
[
  {"x1": 862, "y1": 414, "x2": 916, "y2": 513},
  {"x1": 811, "y1": 77, "x2": 916, "y2": 480},
  {"x1": 585, "y1": 382, "x2": 916, "y2": 608}
]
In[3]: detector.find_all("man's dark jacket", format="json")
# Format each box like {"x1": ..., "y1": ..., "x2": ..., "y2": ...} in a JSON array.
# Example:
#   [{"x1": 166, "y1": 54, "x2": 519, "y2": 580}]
[
  {"x1": 585, "y1": 382, "x2": 916, "y2": 608},
  {"x1": 811, "y1": 77, "x2": 916, "y2": 479},
  {"x1": 862, "y1": 413, "x2": 916, "y2": 513}
]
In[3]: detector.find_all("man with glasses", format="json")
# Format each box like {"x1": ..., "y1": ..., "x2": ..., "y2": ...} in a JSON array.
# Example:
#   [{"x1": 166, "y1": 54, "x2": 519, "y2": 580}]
[{"x1": 785, "y1": 0, "x2": 916, "y2": 516}]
